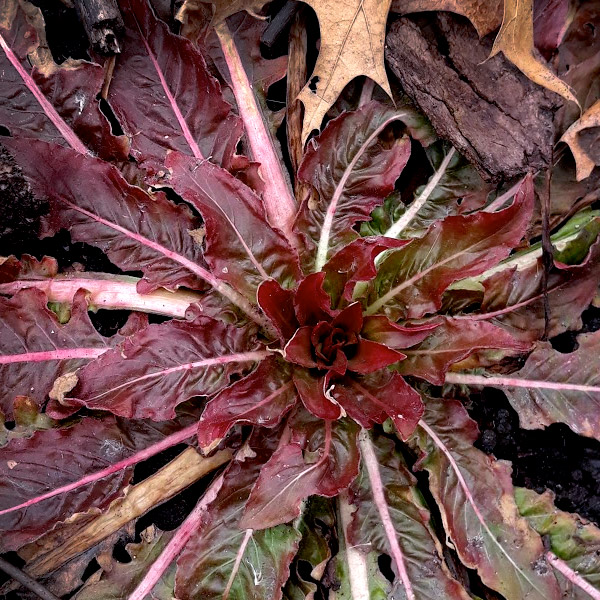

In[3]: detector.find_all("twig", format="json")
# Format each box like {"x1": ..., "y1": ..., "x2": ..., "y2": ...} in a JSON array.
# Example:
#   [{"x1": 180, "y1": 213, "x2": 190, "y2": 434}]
[
  {"x1": 101, "y1": 55, "x2": 117, "y2": 100},
  {"x1": 0, "y1": 556, "x2": 59, "y2": 600},
  {"x1": 541, "y1": 162, "x2": 554, "y2": 339}
]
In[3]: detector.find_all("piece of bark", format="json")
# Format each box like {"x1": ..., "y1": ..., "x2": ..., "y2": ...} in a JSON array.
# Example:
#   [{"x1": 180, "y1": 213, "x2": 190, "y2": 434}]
[
  {"x1": 74, "y1": 0, "x2": 125, "y2": 55},
  {"x1": 385, "y1": 15, "x2": 557, "y2": 181}
]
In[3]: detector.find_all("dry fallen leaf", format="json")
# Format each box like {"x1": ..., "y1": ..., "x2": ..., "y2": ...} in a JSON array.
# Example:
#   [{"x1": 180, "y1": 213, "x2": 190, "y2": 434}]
[
  {"x1": 205, "y1": 0, "x2": 269, "y2": 25},
  {"x1": 391, "y1": 0, "x2": 503, "y2": 37},
  {"x1": 490, "y1": 0, "x2": 578, "y2": 105},
  {"x1": 561, "y1": 99, "x2": 600, "y2": 181},
  {"x1": 297, "y1": 0, "x2": 393, "y2": 143}
]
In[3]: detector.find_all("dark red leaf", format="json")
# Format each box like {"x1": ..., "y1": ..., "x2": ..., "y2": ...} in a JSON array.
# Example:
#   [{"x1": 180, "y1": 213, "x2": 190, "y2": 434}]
[
  {"x1": 292, "y1": 369, "x2": 342, "y2": 420},
  {"x1": 241, "y1": 412, "x2": 360, "y2": 529},
  {"x1": 107, "y1": 0, "x2": 242, "y2": 172},
  {"x1": 332, "y1": 371, "x2": 423, "y2": 439},
  {"x1": 322, "y1": 236, "x2": 411, "y2": 308},
  {"x1": 331, "y1": 301, "x2": 363, "y2": 335},
  {"x1": 4, "y1": 139, "x2": 211, "y2": 294},
  {"x1": 285, "y1": 327, "x2": 319, "y2": 369},
  {"x1": 294, "y1": 272, "x2": 334, "y2": 326},
  {"x1": 50, "y1": 317, "x2": 267, "y2": 420},
  {"x1": 257, "y1": 280, "x2": 298, "y2": 340},
  {"x1": 164, "y1": 152, "x2": 301, "y2": 302},
  {"x1": 399, "y1": 318, "x2": 530, "y2": 385},
  {"x1": 367, "y1": 174, "x2": 535, "y2": 319},
  {"x1": 0, "y1": 415, "x2": 190, "y2": 552},
  {"x1": 346, "y1": 339, "x2": 405, "y2": 374},
  {"x1": 196, "y1": 356, "x2": 297, "y2": 447},
  {"x1": 0, "y1": 289, "x2": 120, "y2": 419},
  {"x1": 295, "y1": 101, "x2": 411, "y2": 270}
]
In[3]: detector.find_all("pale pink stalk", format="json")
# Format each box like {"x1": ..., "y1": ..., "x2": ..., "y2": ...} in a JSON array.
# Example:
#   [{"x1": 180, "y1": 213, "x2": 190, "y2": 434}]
[
  {"x1": 58, "y1": 198, "x2": 274, "y2": 333},
  {"x1": 0, "y1": 277, "x2": 201, "y2": 318},
  {"x1": 89, "y1": 350, "x2": 270, "y2": 400},
  {"x1": 0, "y1": 33, "x2": 88, "y2": 155},
  {"x1": 214, "y1": 22, "x2": 298, "y2": 247},
  {"x1": 128, "y1": 470, "x2": 227, "y2": 600},
  {"x1": 546, "y1": 552, "x2": 600, "y2": 600},
  {"x1": 444, "y1": 372, "x2": 600, "y2": 394},
  {"x1": 337, "y1": 491, "x2": 372, "y2": 600},
  {"x1": 359, "y1": 429, "x2": 415, "y2": 600},
  {"x1": 0, "y1": 423, "x2": 199, "y2": 517}
]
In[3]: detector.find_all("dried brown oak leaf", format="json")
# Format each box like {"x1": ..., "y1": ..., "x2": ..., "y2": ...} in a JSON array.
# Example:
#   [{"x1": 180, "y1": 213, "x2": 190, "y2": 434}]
[
  {"x1": 297, "y1": 0, "x2": 393, "y2": 143},
  {"x1": 490, "y1": 0, "x2": 578, "y2": 105},
  {"x1": 391, "y1": 0, "x2": 502, "y2": 37},
  {"x1": 561, "y1": 100, "x2": 600, "y2": 181}
]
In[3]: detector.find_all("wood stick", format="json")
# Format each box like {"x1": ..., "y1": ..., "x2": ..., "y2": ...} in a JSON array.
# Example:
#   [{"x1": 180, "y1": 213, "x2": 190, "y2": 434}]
[{"x1": 0, "y1": 557, "x2": 59, "y2": 600}]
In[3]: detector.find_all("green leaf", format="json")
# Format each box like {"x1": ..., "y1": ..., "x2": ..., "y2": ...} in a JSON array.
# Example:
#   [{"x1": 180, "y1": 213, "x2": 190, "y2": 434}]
[{"x1": 516, "y1": 487, "x2": 600, "y2": 600}]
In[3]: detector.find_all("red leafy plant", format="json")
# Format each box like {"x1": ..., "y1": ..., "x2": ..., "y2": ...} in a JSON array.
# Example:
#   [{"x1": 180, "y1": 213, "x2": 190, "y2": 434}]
[{"x1": 1, "y1": 1, "x2": 600, "y2": 599}]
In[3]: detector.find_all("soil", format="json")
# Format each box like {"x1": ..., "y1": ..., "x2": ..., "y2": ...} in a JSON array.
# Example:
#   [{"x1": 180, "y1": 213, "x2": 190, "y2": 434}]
[{"x1": 2, "y1": 2, "x2": 600, "y2": 597}]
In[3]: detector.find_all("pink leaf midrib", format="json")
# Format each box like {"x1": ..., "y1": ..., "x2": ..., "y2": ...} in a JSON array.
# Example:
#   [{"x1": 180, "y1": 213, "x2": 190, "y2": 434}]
[
  {"x1": 0, "y1": 347, "x2": 106, "y2": 364},
  {"x1": 0, "y1": 33, "x2": 88, "y2": 155},
  {"x1": 81, "y1": 350, "x2": 271, "y2": 402}
]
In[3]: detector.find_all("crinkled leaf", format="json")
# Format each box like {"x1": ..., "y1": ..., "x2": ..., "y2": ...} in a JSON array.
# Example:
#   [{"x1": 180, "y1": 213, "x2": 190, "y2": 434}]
[
  {"x1": 479, "y1": 331, "x2": 600, "y2": 441},
  {"x1": 165, "y1": 152, "x2": 301, "y2": 302},
  {"x1": 361, "y1": 145, "x2": 493, "y2": 239},
  {"x1": 53, "y1": 316, "x2": 266, "y2": 420},
  {"x1": 471, "y1": 238, "x2": 600, "y2": 342},
  {"x1": 0, "y1": 288, "x2": 120, "y2": 419},
  {"x1": 197, "y1": 356, "x2": 297, "y2": 447},
  {"x1": 295, "y1": 102, "x2": 411, "y2": 271},
  {"x1": 0, "y1": 415, "x2": 187, "y2": 552},
  {"x1": 75, "y1": 526, "x2": 175, "y2": 600},
  {"x1": 516, "y1": 487, "x2": 600, "y2": 599},
  {"x1": 366, "y1": 175, "x2": 534, "y2": 319},
  {"x1": 332, "y1": 371, "x2": 424, "y2": 440},
  {"x1": 399, "y1": 318, "x2": 530, "y2": 384},
  {"x1": 0, "y1": 0, "x2": 127, "y2": 159},
  {"x1": 175, "y1": 435, "x2": 300, "y2": 600},
  {"x1": 5, "y1": 138, "x2": 211, "y2": 294},
  {"x1": 349, "y1": 431, "x2": 471, "y2": 600},
  {"x1": 241, "y1": 411, "x2": 360, "y2": 529},
  {"x1": 0, "y1": 254, "x2": 57, "y2": 283},
  {"x1": 107, "y1": 0, "x2": 242, "y2": 172},
  {"x1": 284, "y1": 496, "x2": 336, "y2": 599},
  {"x1": 412, "y1": 397, "x2": 561, "y2": 600}
]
